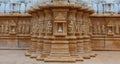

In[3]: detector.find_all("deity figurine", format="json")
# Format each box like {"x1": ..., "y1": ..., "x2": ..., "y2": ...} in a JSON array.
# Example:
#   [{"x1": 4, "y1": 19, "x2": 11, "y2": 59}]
[{"x1": 58, "y1": 23, "x2": 63, "y2": 33}]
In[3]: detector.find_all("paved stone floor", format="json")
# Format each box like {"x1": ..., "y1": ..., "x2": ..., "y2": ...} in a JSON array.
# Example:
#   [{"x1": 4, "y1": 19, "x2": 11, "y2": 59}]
[{"x1": 0, "y1": 50, "x2": 120, "y2": 64}]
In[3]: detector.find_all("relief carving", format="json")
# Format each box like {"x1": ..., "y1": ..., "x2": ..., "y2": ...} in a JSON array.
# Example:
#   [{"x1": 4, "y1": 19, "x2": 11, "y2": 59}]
[
  {"x1": 68, "y1": 20, "x2": 74, "y2": 32},
  {"x1": 54, "y1": 12, "x2": 66, "y2": 20},
  {"x1": 22, "y1": 21, "x2": 25, "y2": 34},
  {"x1": 1, "y1": 24, "x2": 4, "y2": 33},
  {"x1": 26, "y1": 21, "x2": 30, "y2": 34},
  {"x1": 38, "y1": 18, "x2": 42, "y2": 35},
  {"x1": 68, "y1": 12, "x2": 76, "y2": 33},
  {"x1": 10, "y1": 20, "x2": 16, "y2": 34},
  {"x1": 47, "y1": 21, "x2": 52, "y2": 33},
  {"x1": 5, "y1": 21, "x2": 9, "y2": 34},
  {"x1": 116, "y1": 24, "x2": 119, "y2": 34},
  {"x1": 102, "y1": 24, "x2": 106, "y2": 34},
  {"x1": 18, "y1": 21, "x2": 22, "y2": 33},
  {"x1": 44, "y1": 11, "x2": 52, "y2": 34}
]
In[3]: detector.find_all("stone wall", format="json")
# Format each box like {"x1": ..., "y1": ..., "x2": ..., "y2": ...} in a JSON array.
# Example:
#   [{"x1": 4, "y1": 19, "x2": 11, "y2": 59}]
[
  {"x1": 0, "y1": 14, "x2": 31, "y2": 49},
  {"x1": 90, "y1": 14, "x2": 120, "y2": 51}
]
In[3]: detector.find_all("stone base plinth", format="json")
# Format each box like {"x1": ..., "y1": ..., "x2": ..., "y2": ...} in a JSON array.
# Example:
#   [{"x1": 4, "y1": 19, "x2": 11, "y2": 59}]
[
  {"x1": 30, "y1": 53, "x2": 37, "y2": 58},
  {"x1": 80, "y1": 52, "x2": 97, "y2": 59},
  {"x1": 44, "y1": 57, "x2": 76, "y2": 62},
  {"x1": 25, "y1": 52, "x2": 31, "y2": 56}
]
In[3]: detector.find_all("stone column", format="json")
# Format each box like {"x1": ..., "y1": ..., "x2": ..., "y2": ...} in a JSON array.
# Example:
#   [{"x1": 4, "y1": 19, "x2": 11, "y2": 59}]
[
  {"x1": 30, "y1": 12, "x2": 39, "y2": 58},
  {"x1": 68, "y1": 10, "x2": 82, "y2": 61},
  {"x1": 39, "y1": 10, "x2": 52, "y2": 60},
  {"x1": 82, "y1": 13, "x2": 92, "y2": 59},
  {"x1": 36, "y1": 10, "x2": 44, "y2": 60},
  {"x1": 25, "y1": 11, "x2": 38, "y2": 58},
  {"x1": 76, "y1": 11, "x2": 84, "y2": 54}
]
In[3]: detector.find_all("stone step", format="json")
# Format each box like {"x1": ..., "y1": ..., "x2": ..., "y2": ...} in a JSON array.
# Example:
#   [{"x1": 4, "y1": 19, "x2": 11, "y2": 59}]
[
  {"x1": 50, "y1": 53, "x2": 70, "y2": 57},
  {"x1": 44, "y1": 57, "x2": 76, "y2": 62}
]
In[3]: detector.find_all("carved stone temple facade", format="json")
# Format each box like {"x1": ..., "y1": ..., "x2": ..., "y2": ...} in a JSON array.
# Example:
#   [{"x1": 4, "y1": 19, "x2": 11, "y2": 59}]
[
  {"x1": 91, "y1": 14, "x2": 120, "y2": 51},
  {"x1": 25, "y1": 1, "x2": 97, "y2": 62},
  {"x1": 0, "y1": 14, "x2": 31, "y2": 49}
]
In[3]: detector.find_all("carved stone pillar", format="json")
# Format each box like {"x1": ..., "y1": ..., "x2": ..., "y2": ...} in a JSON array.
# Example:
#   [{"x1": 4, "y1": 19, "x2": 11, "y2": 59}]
[
  {"x1": 76, "y1": 11, "x2": 84, "y2": 54},
  {"x1": 39, "y1": 10, "x2": 52, "y2": 60},
  {"x1": 36, "y1": 10, "x2": 44, "y2": 60},
  {"x1": 25, "y1": 12, "x2": 38, "y2": 58}
]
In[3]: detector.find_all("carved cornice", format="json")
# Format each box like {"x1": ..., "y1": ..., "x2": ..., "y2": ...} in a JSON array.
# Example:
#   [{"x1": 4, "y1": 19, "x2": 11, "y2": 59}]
[
  {"x1": 27, "y1": 3, "x2": 94, "y2": 15},
  {"x1": 0, "y1": 13, "x2": 31, "y2": 18},
  {"x1": 90, "y1": 14, "x2": 120, "y2": 18}
]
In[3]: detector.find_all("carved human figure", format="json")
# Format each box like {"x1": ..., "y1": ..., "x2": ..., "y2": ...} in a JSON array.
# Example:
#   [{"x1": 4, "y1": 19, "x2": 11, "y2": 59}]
[
  {"x1": 32, "y1": 18, "x2": 38, "y2": 35},
  {"x1": 93, "y1": 25, "x2": 97, "y2": 34},
  {"x1": 26, "y1": 21, "x2": 30, "y2": 34},
  {"x1": 22, "y1": 21, "x2": 25, "y2": 34},
  {"x1": 82, "y1": 16, "x2": 88, "y2": 35},
  {"x1": 35, "y1": 17, "x2": 39, "y2": 34},
  {"x1": 38, "y1": 17, "x2": 42, "y2": 35},
  {"x1": 44, "y1": 12, "x2": 52, "y2": 34},
  {"x1": 10, "y1": 20, "x2": 16, "y2": 33},
  {"x1": 68, "y1": 20, "x2": 74, "y2": 33},
  {"x1": 102, "y1": 24, "x2": 105, "y2": 34},
  {"x1": 96, "y1": 22, "x2": 101, "y2": 34},
  {"x1": 31, "y1": 18, "x2": 35, "y2": 35},
  {"x1": 19, "y1": 21, "x2": 23, "y2": 33},
  {"x1": 116, "y1": 24, "x2": 119, "y2": 34},
  {"x1": 4, "y1": 21, "x2": 9, "y2": 33},
  {"x1": 47, "y1": 21, "x2": 52, "y2": 33},
  {"x1": 38, "y1": 15, "x2": 44, "y2": 35},
  {"x1": 68, "y1": 12, "x2": 76, "y2": 33},
  {"x1": 74, "y1": 21, "x2": 79, "y2": 32},
  {"x1": 77, "y1": 14, "x2": 82, "y2": 33}
]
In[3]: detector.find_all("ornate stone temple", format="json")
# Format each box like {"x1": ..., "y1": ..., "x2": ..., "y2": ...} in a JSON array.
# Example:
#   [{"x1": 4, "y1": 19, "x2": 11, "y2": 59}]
[
  {"x1": 1, "y1": 0, "x2": 120, "y2": 63},
  {"x1": 25, "y1": 0, "x2": 97, "y2": 62}
]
